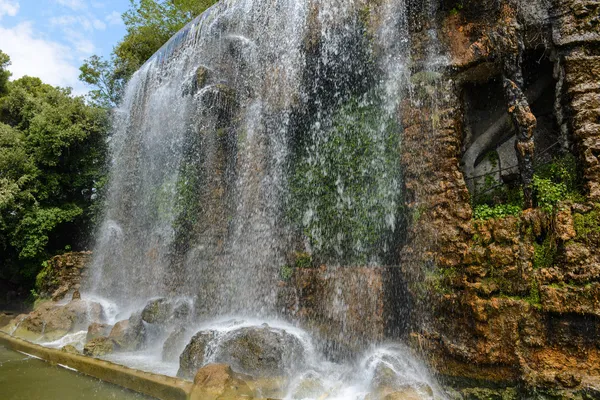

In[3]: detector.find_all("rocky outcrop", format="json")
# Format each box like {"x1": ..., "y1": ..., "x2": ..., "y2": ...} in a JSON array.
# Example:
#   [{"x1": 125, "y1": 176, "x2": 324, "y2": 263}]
[
  {"x1": 277, "y1": 266, "x2": 397, "y2": 357},
  {"x1": 399, "y1": 0, "x2": 600, "y2": 396},
  {"x1": 35, "y1": 251, "x2": 91, "y2": 301}
]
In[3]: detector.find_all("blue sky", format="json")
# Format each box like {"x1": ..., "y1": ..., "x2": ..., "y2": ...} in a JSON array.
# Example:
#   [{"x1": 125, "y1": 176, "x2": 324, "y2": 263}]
[{"x1": 0, "y1": 0, "x2": 129, "y2": 95}]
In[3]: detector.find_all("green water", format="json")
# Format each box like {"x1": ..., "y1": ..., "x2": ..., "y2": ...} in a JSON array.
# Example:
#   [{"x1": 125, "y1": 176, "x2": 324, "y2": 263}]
[{"x1": 0, "y1": 345, "x2": 153, "y2": 400}]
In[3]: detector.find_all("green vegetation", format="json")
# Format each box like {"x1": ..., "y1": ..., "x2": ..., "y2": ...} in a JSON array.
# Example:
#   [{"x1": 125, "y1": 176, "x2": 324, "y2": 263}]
[
  {"x1": 279, "y1": 252, "x2": 314, "y2": 282},
  {"x1": 472, "y1": 154, "x2": 583, "y2": 220},
  {"x1": 473, "y1": 203, "x2": 522, "y2": 220},
  {"x1": 532, "y1": 234, "x2": 557, "y2": 269},
  {"x1": 449, "y1": 1, "x2": 464, "y2": 15},
  {"x1": 289, "y1": 92, "x2": 402, "y2": 264},
  {"x1": 80, "y1": 0, "x2": 218, "y2": 106},
  {"x1": 0, "y1": 51, "x2": 109, "y2": 288},
  {"x1": 572, "y1": 205, "x2": 600, "y2": 243}
]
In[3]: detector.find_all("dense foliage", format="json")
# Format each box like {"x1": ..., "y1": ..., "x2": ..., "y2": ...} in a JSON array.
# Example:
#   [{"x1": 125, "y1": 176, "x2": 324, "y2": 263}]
[
  {"x1": 0, "y1": 51, "x2": 109, "y2": 286},
  {"x1": 80, "y1": 0, "x2": 218, "y2": 106}
]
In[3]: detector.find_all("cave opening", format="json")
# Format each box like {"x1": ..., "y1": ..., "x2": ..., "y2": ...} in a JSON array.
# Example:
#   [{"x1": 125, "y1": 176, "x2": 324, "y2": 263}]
[{"x1": 460, "y1": 50, "x2": 583, "y2": 212}]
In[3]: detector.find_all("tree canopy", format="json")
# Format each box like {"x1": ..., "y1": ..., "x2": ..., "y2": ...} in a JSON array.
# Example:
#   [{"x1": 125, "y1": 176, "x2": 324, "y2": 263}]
[{"x1": 0, "y1": 51, "x2": 109, "y2": 286}]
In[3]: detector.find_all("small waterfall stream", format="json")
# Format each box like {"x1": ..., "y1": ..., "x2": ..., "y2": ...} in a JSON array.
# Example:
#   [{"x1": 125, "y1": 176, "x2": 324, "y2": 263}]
[{"x1": 82, "y1": 0, "x2": 445, "y2": 398}]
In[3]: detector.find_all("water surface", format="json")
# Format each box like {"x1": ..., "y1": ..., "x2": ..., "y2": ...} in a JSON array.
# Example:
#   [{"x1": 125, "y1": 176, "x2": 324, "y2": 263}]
[{"x1": 0, "y1": 345, "x2": 152, "y2": 400}]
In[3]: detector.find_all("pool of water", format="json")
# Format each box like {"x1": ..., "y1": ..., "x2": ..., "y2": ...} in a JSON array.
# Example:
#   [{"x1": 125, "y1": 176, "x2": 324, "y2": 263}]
[{"x1": 0, "y1": 345, "x2": 153, "y2": 400}]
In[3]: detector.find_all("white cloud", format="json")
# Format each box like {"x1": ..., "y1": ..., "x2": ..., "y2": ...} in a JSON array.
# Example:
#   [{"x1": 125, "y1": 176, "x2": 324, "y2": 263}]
[
  {"x1": 92, "y1": 18, "x2": 105, "y2": 30},
  {"x1": 50, "y1": 14, "x2": 106, "y2": 32},
  {"x1": 0, "y1": 21, "x2": 87, "y2": 94},
  {"x1": 0, "y1": 0, "x2": 19, "y2": 20},
  {"x1": 105, "y1": 11, "x2": 122, "y2": 26},
  {"x1": 55, "y1": 0, "x2": 86, "y2": 11}
]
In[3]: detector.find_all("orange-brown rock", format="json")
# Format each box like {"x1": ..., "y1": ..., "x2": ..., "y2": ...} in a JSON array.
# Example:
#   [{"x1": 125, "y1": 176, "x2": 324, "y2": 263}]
[{"x1": 189, "y1": 364, "x2": 253, "y2": 400}]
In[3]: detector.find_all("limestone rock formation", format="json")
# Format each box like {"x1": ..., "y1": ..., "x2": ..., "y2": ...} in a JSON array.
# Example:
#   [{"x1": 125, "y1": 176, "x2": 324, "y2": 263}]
[
  {"x1": 141, "y1": 298, "x2": 173, "y2": 324},
  {"x1": 397, "y1": 0, "x2": 600, "y2": 396},
  {"x1": 35, "y1": 252, "x2": 91, "y2": 301}
]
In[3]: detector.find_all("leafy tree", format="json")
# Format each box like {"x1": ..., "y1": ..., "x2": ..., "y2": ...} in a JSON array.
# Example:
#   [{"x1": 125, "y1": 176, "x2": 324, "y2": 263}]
[
  {"x1": 79, "y1": 55, "x2": 124, "y2": 107},
  {"x1": 80, "y1": 0, "x2": 218, "y2": 106},
  {"x1": 0, "y1": 53, "x2": 109, "y2": 287},
  {"x1": 0, "y1": 50, "x2": 10, "y2": 95}
]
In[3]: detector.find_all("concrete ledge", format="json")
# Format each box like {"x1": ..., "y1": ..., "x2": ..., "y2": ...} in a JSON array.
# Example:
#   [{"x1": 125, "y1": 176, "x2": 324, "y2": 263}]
[{"x1": 0, "y1": 331, "x2": 192, "y2": 400}]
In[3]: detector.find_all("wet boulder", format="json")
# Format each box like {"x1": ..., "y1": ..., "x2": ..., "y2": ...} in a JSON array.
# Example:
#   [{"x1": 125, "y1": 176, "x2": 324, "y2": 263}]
[
  {"x1": 178, "y1": 325, "x2": 306, "y2": 379},
  {"x1": 14, "y1": 300, "x2": 103, "y2": 341},
  {"x1": 189, "y1": 364, "x2": 254, "y2": 400},
  {"x1": 84, "y1": 337, "x2": 117, "y2": 357},
  {"x1": 162, "y1": 326, "x2": 189, "y2": 362},
  {"x1": 141, "y1": 298, "x2": 173, "y2": 324},
  {"x1": 178, "y1": 330, "x2": 217, "y2": 379},
  {"x1": 218, "y1": 325, "x2": 306, "y2": 378},
  {"x1": 109, "y1": 314, "x2": 146, "y2": 351},
  {"x1": 86, "y1": 322, "x2": 112, "y2": 341}
]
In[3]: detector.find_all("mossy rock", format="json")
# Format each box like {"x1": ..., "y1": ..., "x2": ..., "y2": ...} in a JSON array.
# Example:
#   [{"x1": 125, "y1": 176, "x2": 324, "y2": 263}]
[
  {"x1": 141, "y1": 298, "x2": 172, "y2": 324},
  {"x1": 83, "y1": 337, "x2": 117, "y2": 357}
]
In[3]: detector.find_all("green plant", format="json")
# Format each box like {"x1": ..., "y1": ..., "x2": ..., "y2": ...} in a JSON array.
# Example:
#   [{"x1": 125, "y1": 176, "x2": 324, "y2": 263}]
[
  {"x1": 449, "y1": 1, "x2": 464, "y2": 15},
  {"x1": 293, "y1": 252, "x2": 313, "y2": 268},
  {"x1": 572, "y1": 206, "x2": 600, "y2": 242},
  {"x1": 532, "y1": 234, "x2": 557, "y2": 270},
  {"x1": 528, "y1": 279, "x2": 541, "y2": 305},
  {"x1": 533, "y1": 154, "x2": 584, "y2": 212},
  {"x1": 279, "y1": 264, "x2": 294, "y2": 281},
  {"x1": 532, "y1": 176, "x2": 568, "y2": 213},
  {"x1": 473, "y1": 204, "x2": 522, "y2": 220}
]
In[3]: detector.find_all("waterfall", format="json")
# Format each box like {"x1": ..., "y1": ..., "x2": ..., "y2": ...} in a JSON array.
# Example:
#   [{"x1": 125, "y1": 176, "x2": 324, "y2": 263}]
[
  {"x1": 77, "y1": 1, "x2": 449, "y2": 397},
  {"x1": 88, "y1": 0, "x2": 411, "y2": 318}
]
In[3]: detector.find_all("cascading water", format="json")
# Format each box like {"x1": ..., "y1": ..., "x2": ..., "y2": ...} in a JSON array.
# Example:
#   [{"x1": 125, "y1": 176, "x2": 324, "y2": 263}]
[{"x1": 83, "y1": 0, "x2": 445, "y2": 398}]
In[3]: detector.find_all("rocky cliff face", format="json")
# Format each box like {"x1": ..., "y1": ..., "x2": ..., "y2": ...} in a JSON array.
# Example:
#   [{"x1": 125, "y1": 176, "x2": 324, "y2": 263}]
[{"x1": 401, "y1": 0, "x2": 600, "y2": 397}]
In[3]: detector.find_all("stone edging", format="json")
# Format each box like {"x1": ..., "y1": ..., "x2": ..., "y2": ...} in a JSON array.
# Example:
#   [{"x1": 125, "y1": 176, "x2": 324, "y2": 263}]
[{"x1": 0, "y1": 331, "x2": 192, "y2": 400}]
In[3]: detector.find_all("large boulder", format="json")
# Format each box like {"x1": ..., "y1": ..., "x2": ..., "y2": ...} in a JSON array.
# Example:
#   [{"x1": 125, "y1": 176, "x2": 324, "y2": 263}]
[
  {"x1": 178, "y1": 325, "x2": 306, "y2": 379},
  {"x1": 13, "y1": 299, "x2": 103, "y2": 341},
  {"x1": 109, "y1": 314, "x2": 146, "y2": 351},
  {"x1": 219, "y1": 325, "x2": 306, "y2": 378},
  {"x1": 189, "y1": 364, "x2": 254, "y2": 400},
  {"x1": 178, "y1": 330, "x2": 217, "y2": 379},
  {"x1": 84, "y1": 337, "x2": 117, "y2": 357}
]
